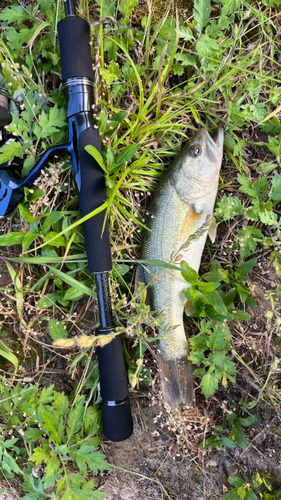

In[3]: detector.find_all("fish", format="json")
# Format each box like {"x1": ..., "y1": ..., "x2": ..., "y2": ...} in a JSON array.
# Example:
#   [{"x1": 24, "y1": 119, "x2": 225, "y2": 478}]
[{"x1": 139, "y1": 128, "x2": 224, "y2": 407}]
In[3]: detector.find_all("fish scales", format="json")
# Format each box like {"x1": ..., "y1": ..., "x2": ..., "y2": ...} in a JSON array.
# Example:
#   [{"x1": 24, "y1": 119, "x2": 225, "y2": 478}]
[{"x1": 141, "y1": 128, "x2": 224, "y2": 407}]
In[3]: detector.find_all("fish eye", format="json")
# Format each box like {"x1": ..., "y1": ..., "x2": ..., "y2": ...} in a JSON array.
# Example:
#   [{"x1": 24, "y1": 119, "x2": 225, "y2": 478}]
[{"x1": 190, "y1": 145, "x2": 202, "y2": 157}]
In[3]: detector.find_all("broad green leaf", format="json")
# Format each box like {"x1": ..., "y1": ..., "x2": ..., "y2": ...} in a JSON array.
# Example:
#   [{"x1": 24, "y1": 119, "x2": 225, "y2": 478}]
[
  {"x1": 102, "y1": 61, "x2": 122, "y2": 85},
  {"x1": 237, "y1": 226, "x2": 263, "y2": 258},
  {"x1": 67, "y1": 399, "x2": 84, "y2": 439},
  {"x1": 269, "y1": 174, "x2": 281, "y2": 201},
  {"x1": 0, "y1": 141, "x2": 24, "y2": 164},
  {"x1": 23, "y1": 233, "x2": 39, "y2": 251},
  {"x1": 198, "y1": 282, "x2": 220, "y2": 292},
  {"x1": 201, "y1": 371, "x2": 218, "y2": 398},
  {"x1": 238, "y1": 174, "x2": 257, "y2": 200},
  {"x1": 0, "y1": 5, "x2": 29, "y2": 24},
  {"x1": 84, "y1": 407, "x2": 102, "y2": 435},
  {"x1": 118, "y1": 0, "x2": 138, "y2": 18},
  {"x1": 37, "y1": 293, "x2": 58, "y2": 309},
  {"x1": 96, "y1": 0, "x2": 115, "y2": 17},
  {"x1": 0, "y1": 340, "x2": 18, "y2": 373},
  {"x1": 44, "y1": 232, "x2": 66, "y2": 246},
  {"x1": 54, "y1": 391, "x2": 69, "y2": 417},
  {"x1": 48, "y1": 266, "x2": 97, "y2": 298},
  {"x1": 178, "y1": 26, "x2": 194, "y2": 42},
  {"x1": 0, "y1": 232, "x2": 26, "y2": 247},
  {"x1": 42, "y1": 212, "x2": 64, "y2": 235},
  {"x1": 33, "y1": 105, "x2": 66, "y2": 140},
  {"x1": 232, "y1": 310, "x2": 251, "y2": 321},
  {"x1": 115, "y1": 144, "x2": 140, "y2": 164},
  {"x1": 42, "y1": 407, "x2": 63, "y2": 444},
  {"x1": 215, "y1": 196, "x2": 243, "y2": 220},
  {"x1": 29, "y1": 446, "x2": 51, "y2": 465},
  {"x1": 63, "y1": 287, "x2": 83, "y2": 301},
  {"x1": 22, "y1": 475, "x2": 46, "y2": 500},
  {"x1": 85, "y1": 146, "x2": 106, "y2": 172},
  {"x1": 23, "y1": 428, "x2": 45, "y2": 443},
  {"x1": 266, "y1": 135, "x2": 281, "y2": 157},
  {"x1": 220, "y1": 490, "x2": 239, "y2": 500},
  {"x1": 174, "y1": 53, "x2": 197, "y2": 69},
  {"x1": 235, "y1": 258, "x2": 257, "y2": 279},
  {"x1": 21, "y1": 155, "x2": 36, "y2": 177},
  {"x1": 234, "y1": 425, "x2": 247, "y2": 449},
  {"x1": 69, "y1": 446, "x2": 111, "y2": 474},
  {"x1": 193, "y1": 0, "x2": 211, "y2": 30},
  {"x1": 49, "y1": 319, "x2": 67, "y2": 340},
  {"x1": 199, "y1": 435, "x2": 216, "y2": 449},
  {"x1": 256, "y1": 162, "x2": 278, "y2": 173},
  {"x1": 245, "y1": 488, "x2": 259, "y2": 500},
  {"x1": 39, "y1": 385, "x2": 54, "y2": 404},
  {"x1": 43, "y1": 456, "x2": 60, "y2": 488},
  {"x1": 238, "y1": 415, "x2": 256, "y2": 427},
  {"x1": 201, "y1": 290, "x2": 228, "y2": 316},
  {"x1": 207, "y1": 328, "x2": 226, "y2": 350},
  {"x1": 220, "y1": 436, "x2": 236, "y2": 448},
  {"x1": 222, "y1": 0, "x2": 243, "y2": 15},
  {"x1": 261, "y1": 117, "x2": 281, "y2": 133},
  {"x1": 228, "y1": 476, "x2": 246, "y2": 487},
  {"x1": 19, "y1": 204, "x2": 35, "y2": 223},
  {"x1": 196, "y1": 35, "x2": 220, "y2": 58},
  {"x1": 6, "y1": 27, "x2": 22, "y2": 51},
  {"x1": 259, "y1": 210, "x2": 278, "y2": 226},
  {"x1": 2, "y1": 450, "x2": 22, "y2": 474},
  {"x1": 180, "y1": 261, "x2": 199, "y2": 285}
]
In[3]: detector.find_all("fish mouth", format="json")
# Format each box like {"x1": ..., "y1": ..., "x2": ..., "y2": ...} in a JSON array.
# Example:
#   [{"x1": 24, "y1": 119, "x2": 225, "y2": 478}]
[
  {"x1": 196, "y1": 127, "x2": 224, "y2": 150},
  {"x1": 210, "y1": 127, "x2": 224, "y2": 149}
]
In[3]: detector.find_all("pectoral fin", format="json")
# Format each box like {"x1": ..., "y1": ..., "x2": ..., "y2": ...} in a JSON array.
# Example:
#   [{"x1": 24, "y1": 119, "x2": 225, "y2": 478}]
[{"x1": 208, "y1": 214, "x2": 217, "y2": 243}]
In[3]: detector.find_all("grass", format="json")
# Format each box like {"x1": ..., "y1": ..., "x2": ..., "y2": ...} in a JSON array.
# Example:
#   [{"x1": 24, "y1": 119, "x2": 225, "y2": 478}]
[{"x1": 0, "y1": 0, "x2": 281, "y2": 497}]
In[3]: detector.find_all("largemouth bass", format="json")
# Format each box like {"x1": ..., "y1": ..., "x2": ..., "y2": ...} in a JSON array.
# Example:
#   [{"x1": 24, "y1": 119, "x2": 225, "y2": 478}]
[{"x1": 140, "y1": 128, "x2": 224, "y2": 407}]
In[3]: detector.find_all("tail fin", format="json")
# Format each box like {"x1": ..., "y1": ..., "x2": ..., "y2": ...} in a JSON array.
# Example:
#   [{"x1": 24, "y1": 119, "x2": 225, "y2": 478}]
[{"x1": 158, "y1": 353, "x2": 193, "y2": 407}]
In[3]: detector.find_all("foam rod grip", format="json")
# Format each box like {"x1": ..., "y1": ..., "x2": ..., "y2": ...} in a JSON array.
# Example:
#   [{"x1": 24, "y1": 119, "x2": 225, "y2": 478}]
[
  {"x1": 78, "y1": 127, "x2": 112, "y2": 273},
  {"x1": 57, "y1": 16, "x2": 94, "y2": 81},
  {"x1": 97, "y1": 329, "x2": 133, "y2": 442}
]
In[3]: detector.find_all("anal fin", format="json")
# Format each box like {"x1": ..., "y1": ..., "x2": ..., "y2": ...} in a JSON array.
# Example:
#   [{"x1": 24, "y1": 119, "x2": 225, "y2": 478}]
[{"x1": 158, "y1": 353, "x2": 193, "y2": 407}]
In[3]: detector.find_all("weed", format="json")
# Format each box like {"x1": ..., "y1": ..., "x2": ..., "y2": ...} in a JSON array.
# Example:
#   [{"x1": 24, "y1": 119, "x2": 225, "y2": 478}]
[
  {"x1": 0, "y1": 380, "x2": 109, "y2": 499},
  {"x1": 223, "y1": 472, "x2": 281, "y2": 500}
]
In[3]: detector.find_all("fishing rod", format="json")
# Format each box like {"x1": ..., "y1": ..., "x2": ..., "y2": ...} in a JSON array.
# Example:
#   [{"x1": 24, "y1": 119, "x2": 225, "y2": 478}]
[{"x1": 0, "y1": 0, "x2": 133, "y2": 442}]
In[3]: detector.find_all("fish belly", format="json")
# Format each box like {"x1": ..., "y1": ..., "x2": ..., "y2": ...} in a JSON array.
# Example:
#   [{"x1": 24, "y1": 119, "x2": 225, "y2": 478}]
[{"x1": 142, "y1": 182, "x2": 208, "y2": 406}]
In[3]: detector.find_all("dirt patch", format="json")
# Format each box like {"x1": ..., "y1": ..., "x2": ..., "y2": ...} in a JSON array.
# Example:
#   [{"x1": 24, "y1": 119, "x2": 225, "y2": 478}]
[
  {"x1": 0, "y1": 490, "x2": 19, "y2": 500},
  {"x1": 96, "y1": 391, "x2": 281, "y2": 500}
]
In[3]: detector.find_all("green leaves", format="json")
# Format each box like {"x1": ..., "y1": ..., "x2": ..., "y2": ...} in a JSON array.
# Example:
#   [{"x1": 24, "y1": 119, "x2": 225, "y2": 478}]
[
  {"x1": 182, "y1": 257, "x2": 255, "y2": 322},
  {"x1": 1, "y1": 383, "x2": 109, "y2": 499},
  {"x1": 119, "y1": 0, "x2": 138, "y2": 19},
  {"x1": 49, "y1": 319, "x2": 67, "y2": 340},
  {"x1": 215, "y1": 196, "x2": 243, "y2": 220},
  {"x1": 190, "y1": 321, "x2": 236, "y2": 398},
  {"x1": 196, "y1": 35, "x2": 220, "y2": 58},
  {"x1": 0, "y1": 141, "x2": 25, "y2": 163},
  {"x1": 201, "y1": 372, "x2": 218, "y2": 398},
  {"x1": 193, "y1": 0, "x2": 211, "y2": 32},
  {"x1": 0, "y1": 5, "x2": 30, "y2": 24},
  {"x1": 237, "y1": 226, "x2": 263, "y2": 258},
  {"x1": 266, "y1": 134, "x2": 281, "y2": 158},
  {"x1": 102, "y1": 61, "x2": 122, "y2": 86},
  {"x1": 69, "y1": 446, "x2": 111, "y2": 475},
  {"x1": 33, "y1": 105, "x2": 67, "y2": 141},
  {"x1": 180, "y1": 261, "x2": 198, "y2": 285},
  {"x1": 269, "y1": 174, "x2": 281, "y2": 201}
]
